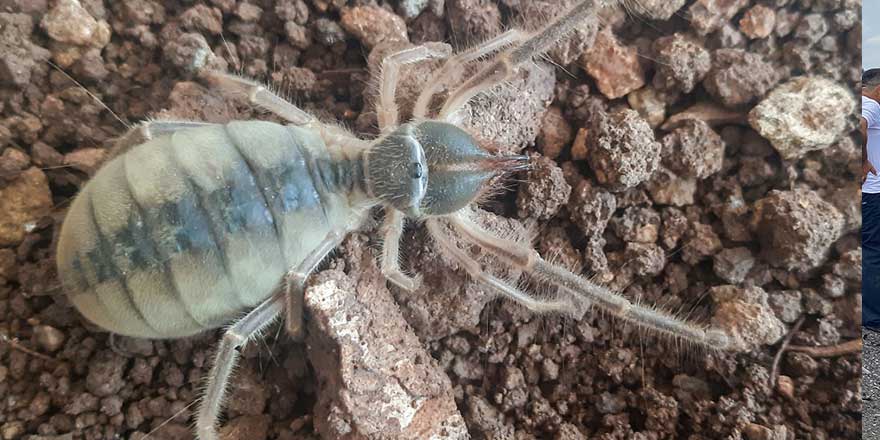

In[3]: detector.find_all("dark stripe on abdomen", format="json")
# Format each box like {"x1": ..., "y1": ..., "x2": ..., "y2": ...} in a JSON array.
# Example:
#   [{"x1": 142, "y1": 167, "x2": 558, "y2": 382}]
[{"x1": 84, "y1": 187, "x2": 160, "y2": 336}]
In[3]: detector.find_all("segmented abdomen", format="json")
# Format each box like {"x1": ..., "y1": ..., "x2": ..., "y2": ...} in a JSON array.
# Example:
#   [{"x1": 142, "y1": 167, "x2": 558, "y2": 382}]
[{"x1": 57, "y1": 121, "x2": 342, "y2": 338}]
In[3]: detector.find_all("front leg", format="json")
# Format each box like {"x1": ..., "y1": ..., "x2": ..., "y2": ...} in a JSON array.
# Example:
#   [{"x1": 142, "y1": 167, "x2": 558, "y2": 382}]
[
  {"x1": 376, "y1": 45, "x2": 448, "y2": 131},
  {"x1": 380, "y1": 210, "x2": 421, "y2": 291}
]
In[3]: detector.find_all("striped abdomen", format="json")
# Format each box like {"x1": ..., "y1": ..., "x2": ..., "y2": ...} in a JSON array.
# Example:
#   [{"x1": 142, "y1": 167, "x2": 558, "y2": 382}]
[{"x1": 57, "y1": 121, "x2": 356, "y2": 338}]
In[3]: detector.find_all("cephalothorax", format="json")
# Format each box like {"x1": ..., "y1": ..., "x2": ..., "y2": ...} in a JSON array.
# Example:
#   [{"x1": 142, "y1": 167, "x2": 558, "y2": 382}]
[{"x1": 56, "y1": 1, "x2": 735, "y2": 438}]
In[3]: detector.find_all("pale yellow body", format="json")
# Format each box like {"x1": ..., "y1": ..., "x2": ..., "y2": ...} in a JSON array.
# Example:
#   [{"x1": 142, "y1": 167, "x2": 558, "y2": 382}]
[{"x1": 56, "y1": 121, "x2": 369, "y2": 338}]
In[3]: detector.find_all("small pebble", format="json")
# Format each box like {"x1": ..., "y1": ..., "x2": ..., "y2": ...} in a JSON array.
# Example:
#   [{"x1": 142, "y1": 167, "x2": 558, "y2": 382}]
[
  {"x1": 777, "y1": 375, "x2": 795, "y2": 399},
  {"x1": 340, "y1": 6, "x2": 408, "y2": 49},
  {"x1": 63, "y1": 148, "x2": 106, "y2": 175},
  {"x1": 34, "y1": 325, "x2": 65, "y2": 352},
  {"x1": 0, "y1": 421, "x2": 25, "y2": 440},
  {"x1": 40, "y1": 0, "x2": 105, "y2": 46},
  {"x1": 583, "y1": 29, "x2": 645, "y2": 99},
  {"x1": 739, "y1": 5, "x2": 776, "y2": 39},
  {"x1": 0, "y1": 167, "x2": 52, "y2": 246}
]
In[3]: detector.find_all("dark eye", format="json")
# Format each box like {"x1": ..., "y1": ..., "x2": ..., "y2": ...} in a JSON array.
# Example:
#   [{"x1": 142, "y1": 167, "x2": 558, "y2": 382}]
[{"x1": 410, "y1": 162, "x2": 423, "y2": 179}]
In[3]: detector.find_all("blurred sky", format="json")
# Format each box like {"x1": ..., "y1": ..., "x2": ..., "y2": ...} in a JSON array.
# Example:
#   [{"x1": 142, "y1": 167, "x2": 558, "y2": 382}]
[{"x1": 866, "y1": 2, "x2": 880, "y2": 69}]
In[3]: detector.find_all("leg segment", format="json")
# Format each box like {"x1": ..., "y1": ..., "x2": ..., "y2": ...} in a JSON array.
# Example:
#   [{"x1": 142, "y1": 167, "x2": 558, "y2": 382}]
[
  {"x1": 196, "y1": 294, "x2": 285, "y2": 440},
  {"x1": 439, "y1": 0, "x2": 602, "y2": 119},
  {"x1": 426, "y1": 219, "x2": 576, "y2": 314},
  {"x1": 413, "y1": 29, "x2": 525, "y2": 119},
  {"x1": 110, "y1": 120, "x2": 213, "y2": 158},
  {"x1": 284, "y1": 230, "x2": 346, "y2": 340},
  {"x1": 447, "y1": 213, "x2": 736, "y2": 351},
  {"x1": 376, "y1": 45, "x2": 448, "y2": 131},
  {"x1": 203, "y1": 71, "x2": 313, "y2": 125},
  {"x1": 381, "y1": 210, "x2": 420, "y2": 291}
]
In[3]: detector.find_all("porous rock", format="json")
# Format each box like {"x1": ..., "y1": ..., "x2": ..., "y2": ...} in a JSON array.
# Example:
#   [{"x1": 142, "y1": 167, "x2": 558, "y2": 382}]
[
  {"x1": 739, "y1": 4, "x2": 776, "y2": 39},
  {"x1": 710, "y1": 285, "x2": 785, "y2": 352},
  {"x1": 587, "y1": 109, "x2": 660, "y2": 190},
  {"x1": 445, "y1": 0, "x2": 502, "y2": 44},
  {"x1": 306, "y1": 243, "x2": 467, "y2": 439},
  {"x1": 401, "y1": 210, "x2": 529, "y2": 340},
  {"x1": 751, "y1": 189, "x2": 844, "y2": 272},
  {"x1": 627, "y1": 87, "x2": 667, "y2": 128},
  {"x1": 368, "y1": 35, "x2": 554, "y2": 152},
  {"x1": 582, "y1": 29, "x2": 645, "y2": 100},
  {"x1": 704, "y1": 49, "x2": 780, "y2": 108},
  {"x1": 688, "y1": 0, "x2": 749, "y2": 36},
  {"x1": 569, "y1": 179, "x2": 616, "y2": 239},
  {"x1": 749, "y1": 76, "x2": 855, "y2": 160},
  {"x1": 340, "y1": 6, "x2": 409, "y2": 49},
  {"x1": 646, "y1": 167, "x2": 695, "y2": 207},
  {"x1": 652, "y1": 33, "x2": 711, "y2": 93},
  {"x1": 517, "y1": 154, "x2": 571, "y2": 221},
  {"x1": 508, "y1": 0, "x2": 600, "y2": 65},
  {"x1": 661, "y1": 119, "x2": 725, "y2": 179},
  {"x1": 462, "y1": 61, "x2": 555, "y2": 153},
  {"x1": 610, "y1": 207, "x2": 660, "y2": 244},
  {"x1": 537, "y1": 106, "x2": 574, "y2": 159},
  {"x1": 713, "y1": 247, "x2": 755, "y2": 284},
  {"x1": 0, "y1": 13, "x2": 49, "y2": 87},
  {"x1": 40, "y1": 0, "x2": 108, "y2": 46}
]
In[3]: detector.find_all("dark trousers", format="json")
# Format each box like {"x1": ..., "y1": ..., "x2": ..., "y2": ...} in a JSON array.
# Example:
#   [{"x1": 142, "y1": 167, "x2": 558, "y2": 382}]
[{"x1": 864, "y1": 192, "x2": 880, "y2": 327}]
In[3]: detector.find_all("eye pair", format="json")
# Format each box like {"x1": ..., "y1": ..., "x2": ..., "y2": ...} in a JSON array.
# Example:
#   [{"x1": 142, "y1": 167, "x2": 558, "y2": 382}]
[{"x1": 410, "y1": 162, "x2": 424, "y2": 179}]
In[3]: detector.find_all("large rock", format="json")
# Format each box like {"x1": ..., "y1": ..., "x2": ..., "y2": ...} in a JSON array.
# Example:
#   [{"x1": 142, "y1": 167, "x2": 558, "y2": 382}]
[
  {"x1": 749, "y1": 76, "x2": 855, "y2": 160},
  {"x1": 306, "y1": 236, "x2": 467, "y2": 440}
]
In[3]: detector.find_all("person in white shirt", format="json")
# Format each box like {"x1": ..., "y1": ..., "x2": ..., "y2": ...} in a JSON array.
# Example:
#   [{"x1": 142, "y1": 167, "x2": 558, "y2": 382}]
[{"x1": 863, "y1": 68, "x2": 880, "y2": 328}]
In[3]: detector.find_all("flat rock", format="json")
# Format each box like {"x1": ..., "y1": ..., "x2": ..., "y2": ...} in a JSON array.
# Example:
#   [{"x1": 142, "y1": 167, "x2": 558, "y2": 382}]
[{"x1": 306, "y1": 238, "x2": 467, "y2": 439}]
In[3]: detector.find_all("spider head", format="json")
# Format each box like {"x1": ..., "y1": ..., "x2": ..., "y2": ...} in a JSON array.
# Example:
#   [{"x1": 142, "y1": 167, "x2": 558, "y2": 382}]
[{"x1": 365, "y1": 120, "x2": 528, "y2": 217}]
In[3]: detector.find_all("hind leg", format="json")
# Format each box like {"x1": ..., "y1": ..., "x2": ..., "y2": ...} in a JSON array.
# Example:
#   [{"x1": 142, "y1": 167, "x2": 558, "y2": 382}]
[
  {"x1": 110, "y1": 120, "x2": 214, "y2": 158},
  {"x1": 284, "y1": 230, "x2": 346, "y2": 341},
  {"x1": 195, "y1": 294, "x2": 284, "y2": 440}
]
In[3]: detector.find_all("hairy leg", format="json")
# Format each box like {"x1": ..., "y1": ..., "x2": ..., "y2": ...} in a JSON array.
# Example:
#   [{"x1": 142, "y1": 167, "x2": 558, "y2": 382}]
[
  {"x1": 439, "y1": 0, "x2": 603, "y2": 120},
  {"x1": 426, "y1": 218, "x2": 577, "y2": 314},
  {"x1": 376, "y1": 45, "x2": 447, "y2": 131},
  {"x1": 203, "y1": 71, "x2": 313, "y2": 125},
  {"x1": 380, "y1": 210, "x2": 420, "y2": 291},
  {"x1": 412, "y1": 30, "x2": 525, "y2": 119},
  {"x1": 285, "y1": 230, "x2": 346, "y2": 341},
  {"x1": 447, "y1": 213, "x2": 736, "y2": 351},
  {"x1": 110, "y1": 120, "x2": 213, "y2": 158},
  {"x1": 195, "y1": 294, "x2": 284, "y2": 440}
]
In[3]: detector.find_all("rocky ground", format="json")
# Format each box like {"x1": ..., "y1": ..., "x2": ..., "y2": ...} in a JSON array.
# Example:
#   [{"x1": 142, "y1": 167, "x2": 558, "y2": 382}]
[{"x1": 0, "y1": 0, "x2": 864, "y2": 439}]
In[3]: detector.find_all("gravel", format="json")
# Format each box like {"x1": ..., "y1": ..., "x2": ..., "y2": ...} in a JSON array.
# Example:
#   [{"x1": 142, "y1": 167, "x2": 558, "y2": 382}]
[{"x1": 0, "y1": 1, "x2": 861, "y2": 439}]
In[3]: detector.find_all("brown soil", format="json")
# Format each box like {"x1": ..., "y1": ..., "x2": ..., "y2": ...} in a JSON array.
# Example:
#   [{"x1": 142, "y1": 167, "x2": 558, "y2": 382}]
[{"x1": 0, "y1": 1, "x2": 862, "y2": 439}]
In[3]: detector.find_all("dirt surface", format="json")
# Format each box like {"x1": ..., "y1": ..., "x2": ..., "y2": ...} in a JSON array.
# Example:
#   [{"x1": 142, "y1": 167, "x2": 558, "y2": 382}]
[{"x1": 0, "y1": 0, "x2": 863, "y2": 439}]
